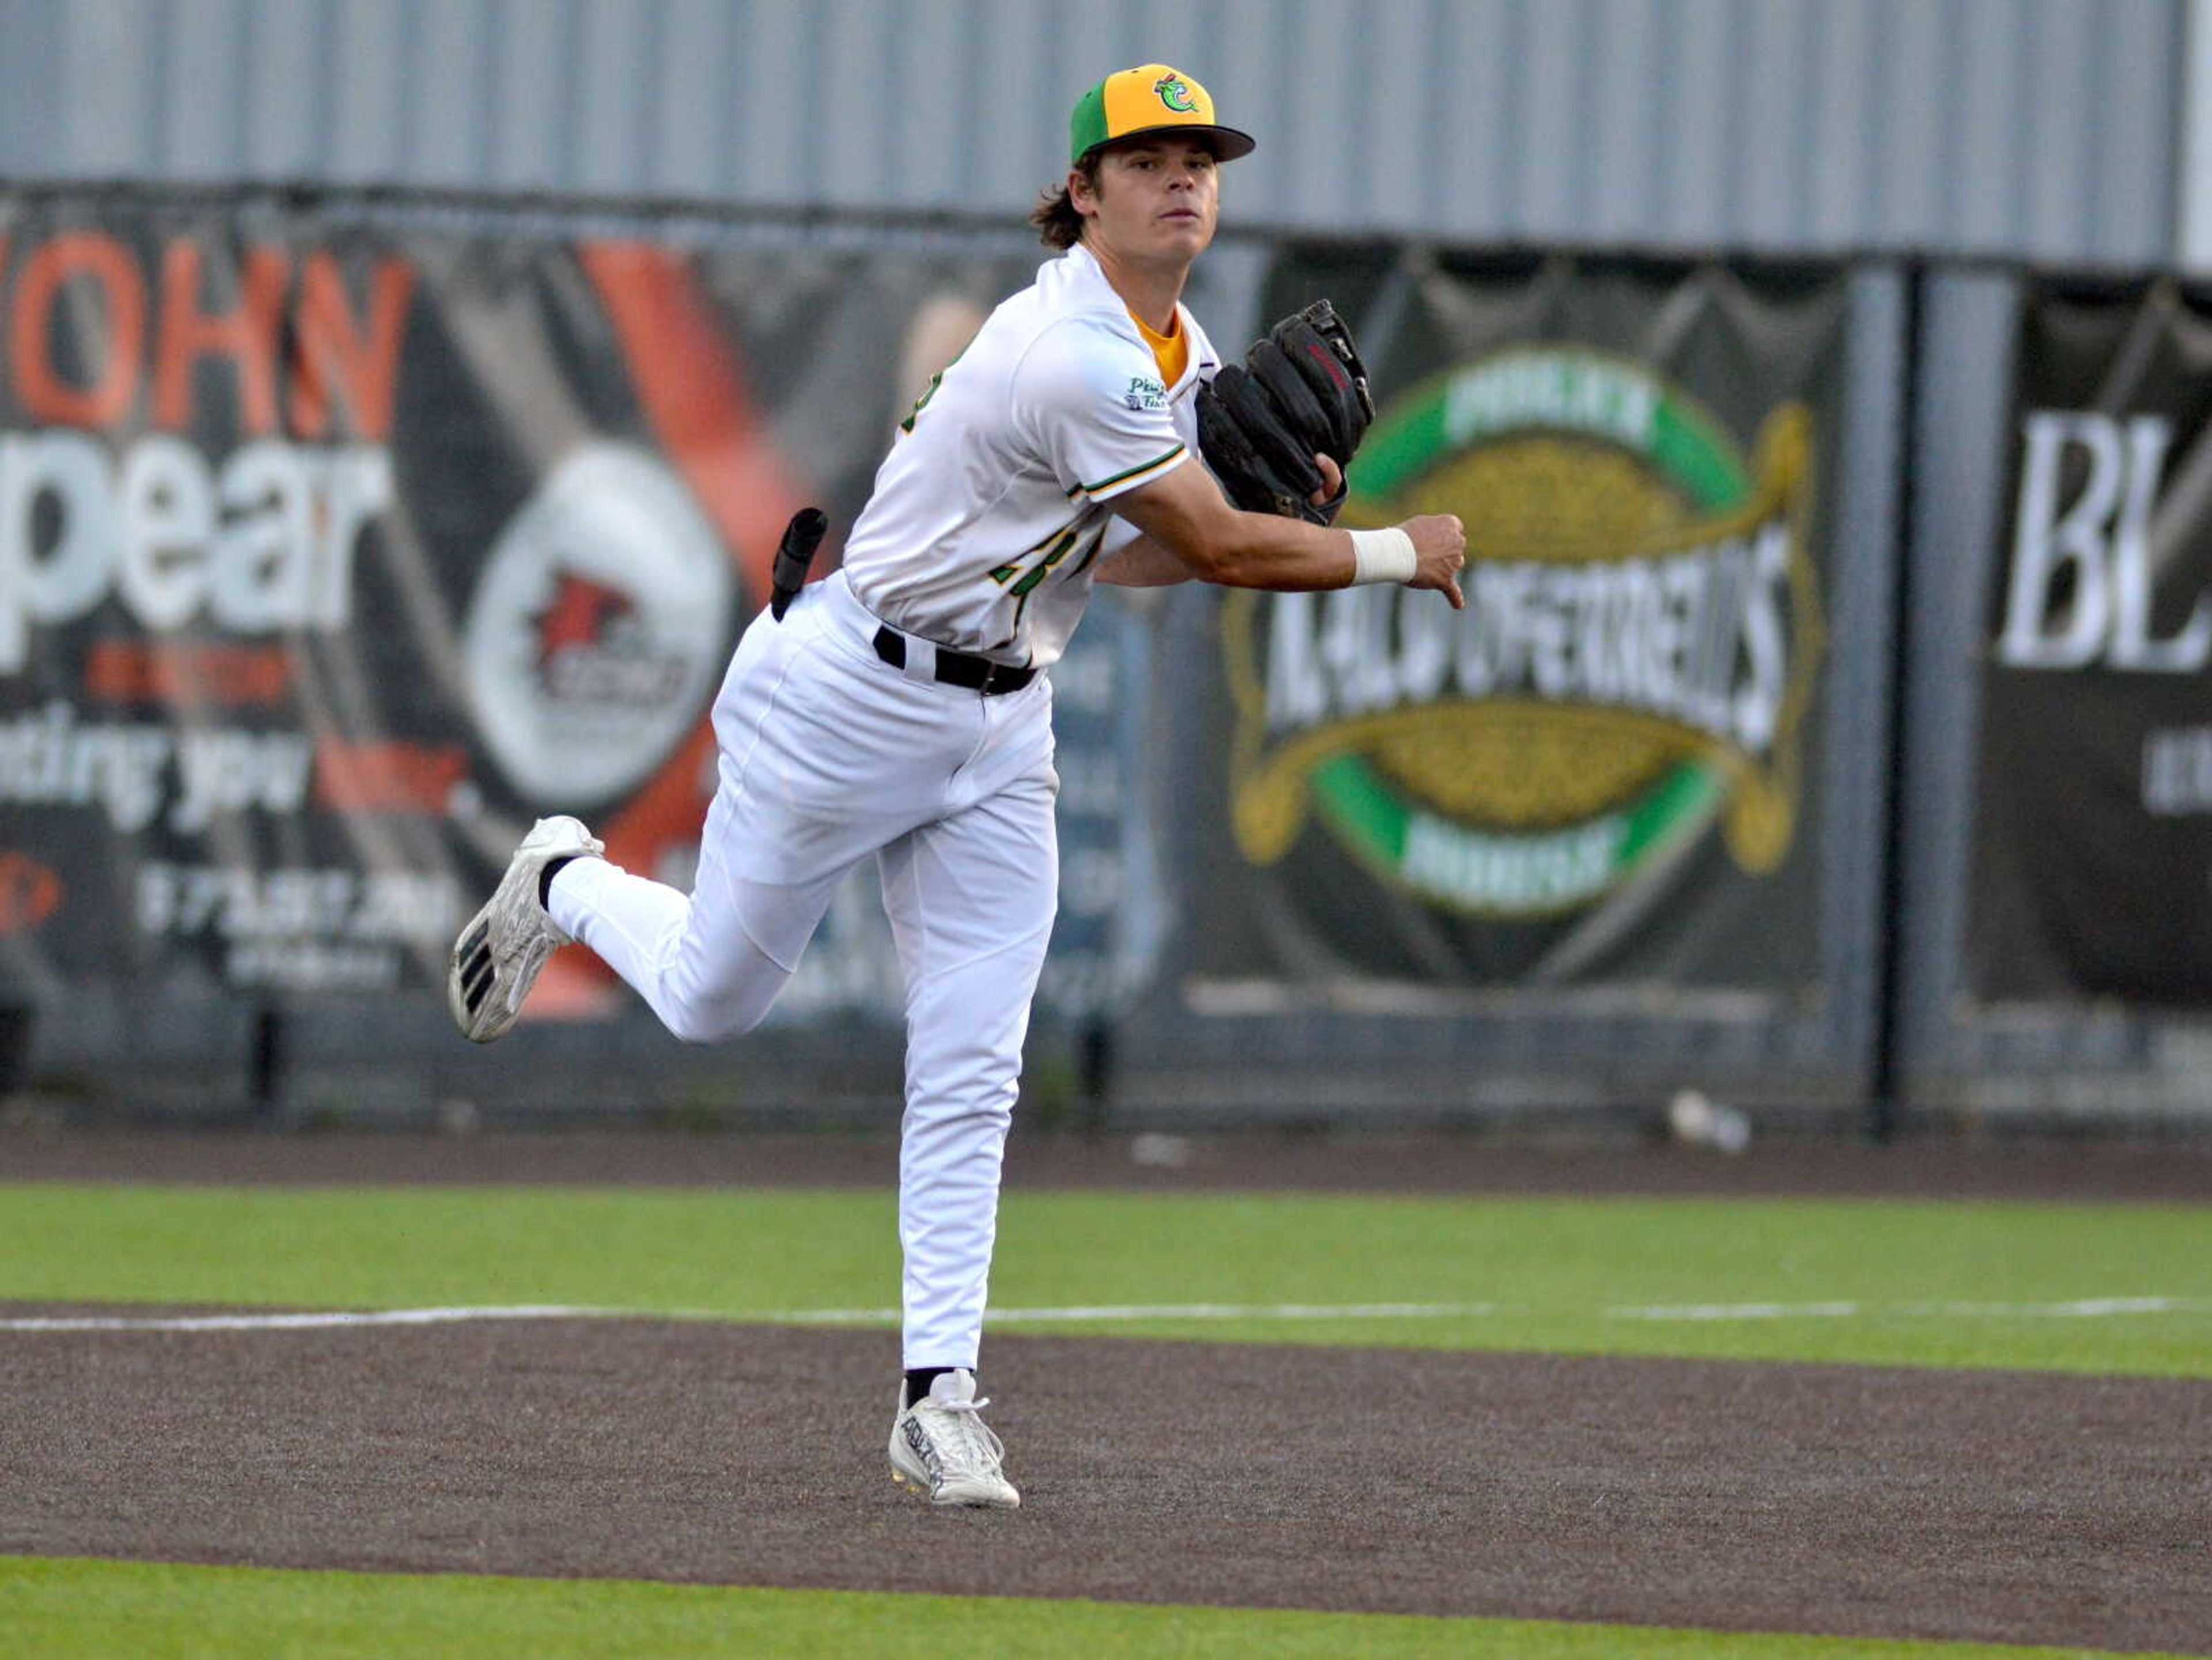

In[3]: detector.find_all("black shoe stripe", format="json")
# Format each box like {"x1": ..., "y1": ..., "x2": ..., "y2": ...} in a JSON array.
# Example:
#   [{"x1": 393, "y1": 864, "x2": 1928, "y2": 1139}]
[{"x1": 461, "y1": 952, "x2": 494, "y2": 1006}]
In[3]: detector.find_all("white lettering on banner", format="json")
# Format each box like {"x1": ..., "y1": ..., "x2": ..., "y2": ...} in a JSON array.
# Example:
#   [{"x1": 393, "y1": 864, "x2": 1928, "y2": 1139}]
[
  {"x1": 0, "y1": 431, "x2": 389, "y2": 672},
  {"x1": 1058, "y1": 847, "x2": 1123, "y2": 916},
  {"x1": 2001, "y1": 411, "x2": 2212, "y2": 672},
  {"x1": 1402, "y1": 813, "x2": 1622, "y2": 910},
  {"x1": 0, "y1": 702, "x2": 172, "y2": 832},
  {"x1": 1266, "y1": 591, "x2": 1329, "y2": 730},
  {"x1": 119, "y1": 435, "x2": 217, "y2": 629},
  {"x1": 0, "y1": 700, "x2": 312, "y2": 833},
  {"x1": 1445, "y1": 354, "x2": 1657, "y2": 449},
  {"x1": 135, "y1": 863, "x2": 461, "y2": 945},
  {"x1": 169, "y1": 726, "x2": 313, "y2": 833},
  {"x1": 1264, "y1": 522, "x2": 1790, "y2": 754},
  {"x1": 224, "y1": 940, "x2": 401, "y2": 991},
  {"x1": 2143, "y1": 725, "x2": 2212, "y2": 816},
  {"x1": 0, "y1": 432, "x2": 116, "y2": 671}
]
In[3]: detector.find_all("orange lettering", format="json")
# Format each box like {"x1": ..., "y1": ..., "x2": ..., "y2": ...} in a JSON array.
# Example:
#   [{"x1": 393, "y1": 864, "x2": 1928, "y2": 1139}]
[
  {"x1": 82, "y1": 640, "x2": 135, "y2": 702},
  {"x1": 9, "y1": 232, "x2": 145, "y2": 428},
  {"x1": 153, "y1": 241, "x2": 287, "y2": 434},
  {"x1": 289, "y1": 254, "x2": 415, "y2": 441},
  {"x1": 82, "y1": 640, "x2": 295, "y2": 708},
  {"x1": 313, "y1": 738, "x2": 466, "y2": 814},
  {"x1": 0, "y1": 852, "x2": 63, "y2": 935}
]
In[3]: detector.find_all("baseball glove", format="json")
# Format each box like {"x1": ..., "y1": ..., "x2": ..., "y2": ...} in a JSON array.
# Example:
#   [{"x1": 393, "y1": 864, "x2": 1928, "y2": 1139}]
[{"x1": 1196, "y1": 300, "x2": 1376, "y2": 525}]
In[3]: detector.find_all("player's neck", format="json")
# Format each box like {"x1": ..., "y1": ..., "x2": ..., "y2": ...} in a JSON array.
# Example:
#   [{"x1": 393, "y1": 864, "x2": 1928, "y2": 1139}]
[{"x1": 1082, "y1": 238, "x2": 1190, "y2": 336}]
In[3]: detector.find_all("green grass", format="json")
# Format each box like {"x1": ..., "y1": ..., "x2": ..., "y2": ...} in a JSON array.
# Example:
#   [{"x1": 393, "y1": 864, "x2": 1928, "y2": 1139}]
[
  {"x1": 3, "y1": 1183, "x2": 2209, "y2": 1375},
  {"x1": 1, "y1": 1557, "x2": 2184, "y2": 1660}
]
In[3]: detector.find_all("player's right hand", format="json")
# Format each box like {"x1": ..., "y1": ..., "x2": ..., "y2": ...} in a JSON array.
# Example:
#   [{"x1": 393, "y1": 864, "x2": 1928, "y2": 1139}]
[{"x1": 1403, "y1": 514, "x2": 1467, "y2": 609}]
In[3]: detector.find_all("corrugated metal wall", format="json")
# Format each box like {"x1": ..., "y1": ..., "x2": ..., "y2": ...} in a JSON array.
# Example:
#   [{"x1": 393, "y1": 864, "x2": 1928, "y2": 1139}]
[{"x1": 0, "y1": 0, "x2": 2184, "y2": 262}]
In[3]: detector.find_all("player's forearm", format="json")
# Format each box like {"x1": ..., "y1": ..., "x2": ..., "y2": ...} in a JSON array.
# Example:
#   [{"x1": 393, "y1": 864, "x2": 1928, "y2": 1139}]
[
  {"x1": 1189, "y1": 510, "x2": 1359, "y2": 592},
  {"x1": 1113, "y1": 467, "x2": 1354, "y2": 592},
  {"x1": 1101, "y1": 526, "x2": 1377, "y2": 589},
  {"x1": 1099, "y1": 516, "x2": 1352, "y2": 592}
]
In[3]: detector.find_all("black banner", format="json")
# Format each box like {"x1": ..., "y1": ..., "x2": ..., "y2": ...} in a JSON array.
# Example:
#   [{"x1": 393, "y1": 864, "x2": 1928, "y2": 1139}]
[
  {"x1": 1969, "y1": 276, "x2": 2212, "y2": 1004},
  {"x1": 0, "y1": 195, "x2": 1128, "y2": 1021},
  {"x1": 1185, "y1": 248, "x2": 1849, "y2": 991}
]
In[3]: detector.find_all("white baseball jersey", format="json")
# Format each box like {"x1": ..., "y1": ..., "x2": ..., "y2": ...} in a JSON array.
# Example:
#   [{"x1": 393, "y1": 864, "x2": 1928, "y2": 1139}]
[{"x1": 840, "y1": 241, "x2": 1221, "y2": 669}]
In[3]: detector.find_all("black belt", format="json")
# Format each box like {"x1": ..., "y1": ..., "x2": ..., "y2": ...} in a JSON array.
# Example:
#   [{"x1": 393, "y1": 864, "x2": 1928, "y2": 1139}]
[{"x1": 873, "y1": 626, "x2": 1037, "y2": 695}]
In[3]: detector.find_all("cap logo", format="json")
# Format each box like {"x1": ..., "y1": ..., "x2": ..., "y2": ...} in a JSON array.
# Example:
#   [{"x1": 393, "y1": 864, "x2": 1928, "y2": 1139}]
[{"x1": 1153, "y1": 74, "x2": 1198, "y2": 114}]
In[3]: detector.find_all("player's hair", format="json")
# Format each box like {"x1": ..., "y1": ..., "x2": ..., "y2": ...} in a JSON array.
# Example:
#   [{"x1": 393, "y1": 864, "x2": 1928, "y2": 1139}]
[{"x1": 1029, "y1": 154, "x2": 1104, "y2": 249}]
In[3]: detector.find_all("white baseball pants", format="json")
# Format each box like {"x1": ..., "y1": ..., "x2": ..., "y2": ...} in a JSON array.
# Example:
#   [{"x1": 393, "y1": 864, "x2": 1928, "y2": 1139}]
[{"x1": 547, "y1": 571, "x2": 1059, "y2": 1370}]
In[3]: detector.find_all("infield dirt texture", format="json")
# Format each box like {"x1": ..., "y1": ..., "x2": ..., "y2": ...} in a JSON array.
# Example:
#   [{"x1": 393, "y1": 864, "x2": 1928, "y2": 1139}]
[{"x1": 4, "y1": 1129, "x2": 2209, "y2": 1654}]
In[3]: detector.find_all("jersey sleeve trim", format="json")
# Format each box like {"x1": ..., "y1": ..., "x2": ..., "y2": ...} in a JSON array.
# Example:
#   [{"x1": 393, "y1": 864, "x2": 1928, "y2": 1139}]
[{"x1": 1075, "y1": 442, "x2": 1187, "y2": 501}]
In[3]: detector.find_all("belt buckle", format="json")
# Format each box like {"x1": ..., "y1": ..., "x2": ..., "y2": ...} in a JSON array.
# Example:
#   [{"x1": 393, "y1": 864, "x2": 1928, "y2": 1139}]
[{"x1": 976, "y1": 660, "x2": 1002, "y2": 695}]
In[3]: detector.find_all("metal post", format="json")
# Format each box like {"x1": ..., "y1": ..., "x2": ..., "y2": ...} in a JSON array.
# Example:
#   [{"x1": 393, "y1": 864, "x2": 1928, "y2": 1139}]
[{"x1": 248, "y1": 1003, "x2": 285, "y2": 1121}]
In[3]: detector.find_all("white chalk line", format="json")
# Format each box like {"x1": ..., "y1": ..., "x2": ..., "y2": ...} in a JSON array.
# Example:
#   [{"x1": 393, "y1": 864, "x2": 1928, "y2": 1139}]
[
  {"x1": 1603, "y1": 1296, "x2": 2212, "y2": 1322},
  {"x1": 0, "y1": 1305, "x2": 603, "y2": 1333},
  {"x1": 763, "y1": 1301, "x2": 1505, "y2": 1325},
  {"x1": 2, "y1": 1296, "x2": 2209, "y2": 1335}
]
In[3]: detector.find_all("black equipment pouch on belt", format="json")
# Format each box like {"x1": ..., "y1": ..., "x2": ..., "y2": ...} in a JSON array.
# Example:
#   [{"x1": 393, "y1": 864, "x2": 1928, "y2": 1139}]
[{"x1": 770, "y1": 507, "x2": 829, "y2": 620}]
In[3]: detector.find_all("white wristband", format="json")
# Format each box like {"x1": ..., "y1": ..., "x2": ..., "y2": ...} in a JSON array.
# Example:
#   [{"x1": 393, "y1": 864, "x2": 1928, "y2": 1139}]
[{"x1": 1346, "y1": 526, "x2": 1418, "y2": 585}]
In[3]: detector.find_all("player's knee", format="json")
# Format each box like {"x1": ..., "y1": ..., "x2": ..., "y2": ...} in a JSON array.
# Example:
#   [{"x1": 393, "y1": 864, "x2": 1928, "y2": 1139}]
[
  {"x1": 659, "y1": 988, "x2": 779, "y2": 1045},
  {"x1": 660, "y1": 1001, "x2": 738, "y2": 1045}
]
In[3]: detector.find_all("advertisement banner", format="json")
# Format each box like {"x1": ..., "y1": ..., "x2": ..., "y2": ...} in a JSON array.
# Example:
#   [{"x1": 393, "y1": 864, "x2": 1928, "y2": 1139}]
[
  {"x1": 0, "y1": 194, "x2": 1078, "y2": 1019},
  {"x1": 1968, "y1": 276, "x2": 2212, "y2": 1005},
  {"x1": 1188, "y1": 248, "x2": 1848, "y2": 991}
]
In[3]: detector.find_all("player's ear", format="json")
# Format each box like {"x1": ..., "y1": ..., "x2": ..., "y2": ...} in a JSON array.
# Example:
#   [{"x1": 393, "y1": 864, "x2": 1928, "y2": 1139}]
[{"x1": 1067, "y1": 168, "x2": 1095, "y2": 213}]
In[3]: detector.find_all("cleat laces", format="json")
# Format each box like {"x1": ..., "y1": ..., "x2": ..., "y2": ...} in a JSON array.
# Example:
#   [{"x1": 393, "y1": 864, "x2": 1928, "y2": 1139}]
[{"x1": 919, "y1": 1394, "x2": 1007, "y2": 1484}]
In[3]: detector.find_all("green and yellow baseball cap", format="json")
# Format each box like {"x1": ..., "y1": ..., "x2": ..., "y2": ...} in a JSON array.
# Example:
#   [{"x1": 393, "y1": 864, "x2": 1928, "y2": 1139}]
[{"x1": 1069, "y1": 65, "x2": 1256, "y2": 164}]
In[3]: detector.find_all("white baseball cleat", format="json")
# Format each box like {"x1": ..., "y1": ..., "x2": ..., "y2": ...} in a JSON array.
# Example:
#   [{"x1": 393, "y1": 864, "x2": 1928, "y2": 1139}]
[
  {"x1": 446, "y1": 816, "x2": 604, "y2": 1044},
  {"x1": 888, "y1": 1370, "x2": 1020, "y2": 1509}
]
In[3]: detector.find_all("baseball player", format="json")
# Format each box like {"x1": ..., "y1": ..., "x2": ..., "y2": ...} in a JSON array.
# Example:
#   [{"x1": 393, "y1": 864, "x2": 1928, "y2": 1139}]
[{"x1": 448, "y1": 63, "x2": 1465, "y2": 1509}]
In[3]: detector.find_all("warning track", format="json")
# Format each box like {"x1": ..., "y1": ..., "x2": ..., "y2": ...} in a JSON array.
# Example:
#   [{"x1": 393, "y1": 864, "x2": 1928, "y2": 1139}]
[{"x1": 6, "y1": 1125, "x2": 2210, "y2": 1202}]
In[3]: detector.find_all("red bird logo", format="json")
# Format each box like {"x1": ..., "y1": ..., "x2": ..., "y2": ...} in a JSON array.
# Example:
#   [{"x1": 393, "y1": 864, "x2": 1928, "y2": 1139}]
[{"x1": 535, "y1": 573, "x2": 634, "y2": 668}]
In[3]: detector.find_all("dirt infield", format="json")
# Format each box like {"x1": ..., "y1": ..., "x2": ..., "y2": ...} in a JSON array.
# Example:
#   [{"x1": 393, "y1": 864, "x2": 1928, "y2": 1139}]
[
  {"x1": 2, "y1": 1312, "x2": 2206, "y2": 1653},
  {"x1": 3, "y1": 1128, "x2": 2209, "y2": 1650},
  {"x1": 7, "y1": 1124, "x2": 2212, "y2": 1202}
]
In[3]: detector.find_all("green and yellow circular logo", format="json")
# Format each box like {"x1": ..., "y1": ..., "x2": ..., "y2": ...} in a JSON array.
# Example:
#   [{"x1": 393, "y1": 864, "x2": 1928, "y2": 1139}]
[
  {"x1": 1222, "y1": 347, "x2": 1824, "y2": 919},
  {"x1": 1153, "y1": 75, "x2": 1198, "y2": 113}
]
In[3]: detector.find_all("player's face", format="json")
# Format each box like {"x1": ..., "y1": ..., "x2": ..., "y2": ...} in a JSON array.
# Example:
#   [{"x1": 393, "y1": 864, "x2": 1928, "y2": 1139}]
[{"x1": 1080, "y1": 136, "x2": 1219, "y2": 265}]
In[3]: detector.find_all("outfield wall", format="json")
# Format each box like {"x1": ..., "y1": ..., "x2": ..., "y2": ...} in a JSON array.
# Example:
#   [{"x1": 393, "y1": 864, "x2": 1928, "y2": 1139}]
[
  {"x1": 0, "y1": 0, "x2": 2177, "y2": 267},
  {"x1": 1, "y1": 187, "x2": 2210, "y2": 1131}
]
